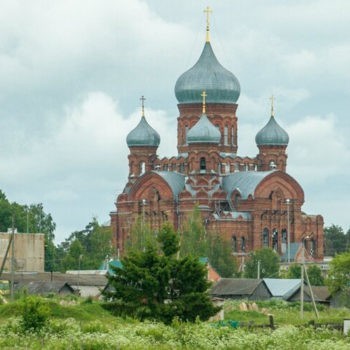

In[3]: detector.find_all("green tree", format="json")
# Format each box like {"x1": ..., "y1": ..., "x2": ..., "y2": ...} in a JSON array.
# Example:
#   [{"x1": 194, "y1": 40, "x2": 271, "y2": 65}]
[
  {"x1": 208, "y1": 233, "x2": 238, "y2": 277},
  {"x1": 179, "y1": 207, "x2": 208, "y2": 258},
  {"x1": 324, "y1": 224, "x2": 349, "y2": 256},
  {"x1": 126, "y1": 216, "x2": 156, "y2": 252},
  {"x1": 326, "y1": 251, "x2": 350, "y2": 294},
  {"x1": 244, "y1": 248, "x2": 280, "y2": 278},
  {"x1": 286, "y1": 263, "x2": 324, "y2": 286},
  {"x1": 105, "y1": 223, "x2": 219, "y2": 324},
  {"x1": 0, "y1": 190, "x2": 57, "y2": 271},
  {"x1": 58, "y1": 218, "x2": 113, "y2": 271}
]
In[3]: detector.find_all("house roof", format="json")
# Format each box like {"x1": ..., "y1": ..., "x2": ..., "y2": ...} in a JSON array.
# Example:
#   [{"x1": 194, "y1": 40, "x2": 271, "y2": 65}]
[
  {"x1": 309, "y1": 286, "x2": 331, "y2": 301},
  {"x1": 263, "y1": 278, "x2": 301, "y2": 298},
  {"x1": 2, "y1": 272, "x2": 108, "y2": 287},
  {"x1": 14, "y1": 281, "x2": 74, "y2": 295},
  {"x1": 210, "y1": 278, "x2": 263, "y2": 296}
]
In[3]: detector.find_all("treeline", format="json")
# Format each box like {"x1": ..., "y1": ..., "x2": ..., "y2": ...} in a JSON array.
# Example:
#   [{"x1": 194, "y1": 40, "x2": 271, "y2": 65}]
[
  {"x1": 0, "y1": 190, "x2": 56, "y2": 271},
  {"x1": 0, "y1": 189, "x2": 112, "y2": 272}
]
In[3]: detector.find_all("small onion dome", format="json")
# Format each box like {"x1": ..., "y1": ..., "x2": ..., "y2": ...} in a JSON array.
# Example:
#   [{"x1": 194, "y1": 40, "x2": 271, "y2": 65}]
[
  {"x1": 126, "y1": 116, "x2": 160, "y2": 147},
  {"x1": 175, "y1": 42, "x2": 240, "y2": 104},
  {"x1": 187, "y1": 113, "x2": 221, "y2": 144},
  {"x1": 255, "y1": 116, "x2": 289, "y2": 146}
]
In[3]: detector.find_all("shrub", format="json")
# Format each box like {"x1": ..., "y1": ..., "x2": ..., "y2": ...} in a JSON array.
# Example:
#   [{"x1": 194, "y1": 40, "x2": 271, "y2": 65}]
[{"x1": 20, "y1": 296, "x2": 50, "y2": 332}]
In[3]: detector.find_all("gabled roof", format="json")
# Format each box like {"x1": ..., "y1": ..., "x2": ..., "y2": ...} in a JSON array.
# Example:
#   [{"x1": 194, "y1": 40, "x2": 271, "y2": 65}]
[
  {"x1": 263, "y1": 278, "x2": 301, "y2": 298},
  {"x1": 222, "y1": 171, "x2": 274, "y2": 199},
  {"x1": 14, "y1": 281, "x2": 75, "y2": 295},
  {"x1": 210, "y1": 278, "x2": 263, "y2": 296}
]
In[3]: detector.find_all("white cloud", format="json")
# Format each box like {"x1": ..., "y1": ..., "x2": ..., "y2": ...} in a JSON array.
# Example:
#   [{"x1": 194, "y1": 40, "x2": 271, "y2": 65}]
[
  {"x1": 288, "y1": 114, "x2": 350, "y2": 183},
  {"x1": 0, "y1": 0, "x2": 349, "y2": 240}
]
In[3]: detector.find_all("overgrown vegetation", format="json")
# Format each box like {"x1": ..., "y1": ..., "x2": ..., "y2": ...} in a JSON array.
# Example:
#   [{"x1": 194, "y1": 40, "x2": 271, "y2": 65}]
[{"x1": 0, "y1": 297, "x2": 349, "y2": 349}]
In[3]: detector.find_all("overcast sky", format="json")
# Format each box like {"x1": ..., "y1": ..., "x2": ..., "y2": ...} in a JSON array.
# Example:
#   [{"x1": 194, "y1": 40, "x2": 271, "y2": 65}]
[{"x1": 0, "y1": 0, "x2": 349, "y2": 243}]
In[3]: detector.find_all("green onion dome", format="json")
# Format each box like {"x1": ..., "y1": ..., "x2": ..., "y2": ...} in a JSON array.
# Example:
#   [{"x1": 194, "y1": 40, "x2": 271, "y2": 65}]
[
  {"x1": 255, "y1": 116, "x2": 289, "y2": 146},
  {"x1": 126, "y1": 116, "x2": 160, "y2": 147},
  {"x1": 187, "y1": 113, "x2": 221, "y2": 144},
  {"x1": 175, "y1": 42, "x2": 240, "y2": 104}
]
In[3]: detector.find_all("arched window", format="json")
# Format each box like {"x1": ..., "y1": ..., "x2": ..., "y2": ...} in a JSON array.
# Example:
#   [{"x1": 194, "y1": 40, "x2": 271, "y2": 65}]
[
  {"x1": 232, "y1": 236, "x2": 237, "y2": 252},
  {"x1": 262, "y1": 228, "x2": 269, "y2": 247},
  {"x1": 140, "y1": 162, "x2": 145, "y2": 175},
  {"x1": 185, "y1": 125, "x2": 189, "y2": 144},
  {"x1": 224, "y1": 126, "x2": 228, "y2": 145},
  {"x1": 200, "y1": 157, "x2": 206, "y2": 171},
  {"x1": 241, "y1": 237, "x2": 246, "y2": 252},
  {"x1": 310, "y1": 239, "x2": 316, "y2": 256},
  {"x1": 231, "y1": 127, "x2": 235, "y2": 145},
  {"x1": 269, "y1": 160, "x2": 277, "y2": 169},
  {"x1": 272, "y1": 229, "x2": 278, "y2": 251}
]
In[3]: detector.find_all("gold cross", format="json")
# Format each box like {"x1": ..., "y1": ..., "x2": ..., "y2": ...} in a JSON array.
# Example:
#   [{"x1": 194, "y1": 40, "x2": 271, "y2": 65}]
[
  {"x1": 140, "y1": 95, "x2": 146, "y2": 117},
  {"x1": 201, "y1": 90, "x2": 207, "y2": 114},
  {"x1": 204, "y1": 6, "x2": 212, "y2": 42},
  {"x1": 270, "y1": 95, "x2": 275, "y2": 117}
]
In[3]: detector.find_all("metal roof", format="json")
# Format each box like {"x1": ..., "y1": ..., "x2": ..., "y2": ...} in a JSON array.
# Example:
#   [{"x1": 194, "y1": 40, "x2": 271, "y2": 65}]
[
  {"x1": 280, "y1": 242, "x2": 300, "y2": 262},
  {"x1": 153, "y1": 171, "x2": 185, "y2": 200},
  {"x1": 175, "y1": 42, "x2": 240, "y2": 104},
  {"x1": 263, "y1": 278, "x2": 301, "y2": 298},
  {"x1": 126, "y1": 116, "x2": 160, "y2": 147},
  {"x1": 222, "y1": 170, "x2": 274, "y2": 199},
  {"x1": 255, "y1": 116, "x2": 289, "y2": 146},
  {"x1": 187, "y1": 113, "x2": 221, "y2": 144}
]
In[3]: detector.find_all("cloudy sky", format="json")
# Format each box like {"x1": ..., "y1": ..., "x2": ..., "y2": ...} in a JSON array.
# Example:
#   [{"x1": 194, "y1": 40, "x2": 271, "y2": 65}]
[{"x1": 0, "y1": 0, "x2": 349, "y2": 243}]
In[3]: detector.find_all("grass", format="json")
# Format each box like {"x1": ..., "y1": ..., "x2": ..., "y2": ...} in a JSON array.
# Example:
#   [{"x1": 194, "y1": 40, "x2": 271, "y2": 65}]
[{"x1": 224, "y1": 299, "x2": 350, "y2": 326}]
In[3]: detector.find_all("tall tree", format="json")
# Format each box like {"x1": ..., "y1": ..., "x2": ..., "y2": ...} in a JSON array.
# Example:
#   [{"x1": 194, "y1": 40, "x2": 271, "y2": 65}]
[
  {"x1": 324, "y1": 224, "x2": 348, "y2": 256},
  {"x1": 58, "y1": 218, "x2": 113, "y2": 271},
  {"x1": 0, "y1": 190, "x2": 57, "y2": 271},
  {"x1": 105, "y1": 223, "x2": 219, "y2": 324},
  {"x1": 326, "y1": 251, "x2": 350, "y2": 294},
  {"x1": 179, "y1": 207, "x2": 208, "y2": 258},
  {"x1": 286, "y1": 263, "x2": 324, "y2": 286},
  {"x1": 208, "y1": 233, "x2": 238, "y2": 277},
  {"x1": 244, "y1": 248, "x2": 280, "y2": 278}
]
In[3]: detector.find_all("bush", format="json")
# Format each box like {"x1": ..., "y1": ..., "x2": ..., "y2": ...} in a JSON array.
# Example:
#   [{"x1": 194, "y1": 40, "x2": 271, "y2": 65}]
[{"x1": 20, "y1": 296, "x2": 50, "y2": 332}]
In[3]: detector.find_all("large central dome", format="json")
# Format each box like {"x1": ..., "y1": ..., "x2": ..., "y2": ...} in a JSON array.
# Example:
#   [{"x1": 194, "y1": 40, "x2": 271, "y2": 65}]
[{"x1": 175, "y1": 42, "x2": 240, "y2": 104}]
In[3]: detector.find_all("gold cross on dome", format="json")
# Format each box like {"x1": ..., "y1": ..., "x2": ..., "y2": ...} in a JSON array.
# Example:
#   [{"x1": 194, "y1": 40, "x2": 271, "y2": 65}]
[
  {"x1": 204, "y1": 6, "x2": 212, "y2": 42},
  {"x1": 140, "y1": 95, "x2": 146, "y2": 117},
  {"x1": 201, "y1": 90, "x2": 207, "y2": 114},
  {"x1": 270, "y1": 95, "x2": 275, "y2": 117}
]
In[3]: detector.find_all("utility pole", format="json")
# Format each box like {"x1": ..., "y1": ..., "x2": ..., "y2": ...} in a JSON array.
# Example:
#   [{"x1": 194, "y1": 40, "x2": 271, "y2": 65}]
[
  {"x1": 300, "y1": 249, "x2": 304, "y2": 318},
  {"x1": 10, "y1": 217, "x2": 15, "y2": 302},
  {"x1": 286, "y1": 198, "x2": 291, "y2": 264},
  {"x1": 257, "y1": 260, "x2": 261, "y2": 279}
]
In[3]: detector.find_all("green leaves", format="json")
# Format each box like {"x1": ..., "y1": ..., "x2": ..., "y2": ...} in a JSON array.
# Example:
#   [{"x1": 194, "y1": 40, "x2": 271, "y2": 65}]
[
  {"x1": 244, "y1": 248, "x2": 280, "y2": 278},
  {"x1": 326, "y1": 251, "x2": 350, "y2": 294},
  {"x1": 106, "y1": 223, "x2": 218, "y2": 323}
]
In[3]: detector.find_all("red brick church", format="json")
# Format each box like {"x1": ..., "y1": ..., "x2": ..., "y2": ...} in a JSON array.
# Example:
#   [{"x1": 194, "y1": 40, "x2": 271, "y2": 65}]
[{"x1": 110, "y1": 10, "x2": 324, "y2": 263}]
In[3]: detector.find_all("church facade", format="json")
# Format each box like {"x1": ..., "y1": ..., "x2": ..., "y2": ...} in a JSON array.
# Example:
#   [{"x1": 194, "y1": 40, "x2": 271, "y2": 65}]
[{"x1": 110, "y1": 14, "x2": 324, "y2": 263}]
